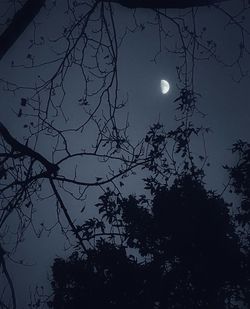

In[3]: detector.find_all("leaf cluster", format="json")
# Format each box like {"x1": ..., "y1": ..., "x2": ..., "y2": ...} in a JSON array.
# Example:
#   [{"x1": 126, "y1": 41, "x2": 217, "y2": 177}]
[{"x1": 50, "y1": 174, "x2": 249, "y2": 308}]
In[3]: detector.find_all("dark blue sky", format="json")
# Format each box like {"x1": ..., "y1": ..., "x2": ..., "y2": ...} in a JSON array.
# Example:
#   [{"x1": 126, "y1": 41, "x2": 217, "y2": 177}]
[{"x1": 0, "y1": 1, "x2": 250, "y2": 307}]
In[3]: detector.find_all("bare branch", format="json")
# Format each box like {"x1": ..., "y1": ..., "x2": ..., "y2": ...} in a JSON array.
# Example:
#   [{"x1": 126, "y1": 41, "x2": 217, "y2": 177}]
[{"x1": 0, "y1": 244, "x2": 16, "y2": 309}]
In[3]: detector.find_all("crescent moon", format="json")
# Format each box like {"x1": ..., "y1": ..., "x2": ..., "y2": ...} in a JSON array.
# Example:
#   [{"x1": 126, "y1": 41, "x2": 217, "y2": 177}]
[{"x1": 161, "y1": 79, "x2": 170, "y2": 94}]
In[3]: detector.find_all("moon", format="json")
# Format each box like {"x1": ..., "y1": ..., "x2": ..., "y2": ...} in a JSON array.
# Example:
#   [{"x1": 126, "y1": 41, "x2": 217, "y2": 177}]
[{"x1": 160, "y1": 79, "x2": 170, "y2": 94}]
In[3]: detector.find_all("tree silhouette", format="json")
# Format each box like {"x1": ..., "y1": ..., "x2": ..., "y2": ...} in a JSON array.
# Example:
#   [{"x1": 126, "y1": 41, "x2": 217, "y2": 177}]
[
  {"x1": 0, "y1": 0, "x2": 249, "y2": 308},
  {"x1": 49, "y1": 173, "x2": 248, "y2": 308},
  {"x1": 229, "y1": 140, "x2": 250, "y2": 229}
]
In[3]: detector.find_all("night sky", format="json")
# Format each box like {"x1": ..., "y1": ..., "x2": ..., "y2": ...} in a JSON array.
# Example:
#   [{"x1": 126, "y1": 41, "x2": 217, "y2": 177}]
[{"x1": 0, "y1": 0, "x2": 250, "y2": 307}]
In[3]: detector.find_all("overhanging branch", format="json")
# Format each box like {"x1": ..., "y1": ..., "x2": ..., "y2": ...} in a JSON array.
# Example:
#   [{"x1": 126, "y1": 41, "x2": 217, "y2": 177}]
[
  {"x1": 103, "y1": 0, "x2": 229, "y2": 9},
  {"x1": 0, "y1": 0, "x2": 45, "y2": 61},
  {"x1": 0, "y1": 122, "x2": 59, "y2": 174}
]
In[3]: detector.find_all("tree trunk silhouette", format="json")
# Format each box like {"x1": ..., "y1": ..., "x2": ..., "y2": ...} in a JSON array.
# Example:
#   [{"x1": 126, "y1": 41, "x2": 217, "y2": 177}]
[{"x1": 0, "y1": 0, "x2": 45, "y2": 61}]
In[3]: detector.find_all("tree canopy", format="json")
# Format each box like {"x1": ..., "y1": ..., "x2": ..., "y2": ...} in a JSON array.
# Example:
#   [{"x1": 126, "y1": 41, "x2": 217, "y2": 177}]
[{"x1": 50, "y1": 174, "x2": 248, "y2": 308}]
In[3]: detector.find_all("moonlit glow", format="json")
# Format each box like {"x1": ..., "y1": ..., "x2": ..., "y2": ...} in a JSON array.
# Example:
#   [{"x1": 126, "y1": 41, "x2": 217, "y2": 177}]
[{"x1": 161, "y1": 79, "x2": 170, "y2": 94}]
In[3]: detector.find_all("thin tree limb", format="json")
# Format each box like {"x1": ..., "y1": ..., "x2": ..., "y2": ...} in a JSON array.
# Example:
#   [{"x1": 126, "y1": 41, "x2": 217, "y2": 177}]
[
  {"x1": 49, "y1": 178, "x2": 88, "y2": 254},
  {"x1": 0, "y1": 244, "x2": 16, "y2": 309}
]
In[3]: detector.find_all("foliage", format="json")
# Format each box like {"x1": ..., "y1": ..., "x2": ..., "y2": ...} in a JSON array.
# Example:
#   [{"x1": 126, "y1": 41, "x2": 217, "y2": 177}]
[
  {"x1": 50, "y1": 172, "x2": 249, "y2": 308},
  {"x1": 229, "y1": 140, "x2": 250, "y2": 224},
  {"x1": 225, "y1": 140, "x2": 250, "y2": 261}
]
